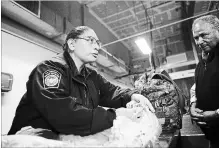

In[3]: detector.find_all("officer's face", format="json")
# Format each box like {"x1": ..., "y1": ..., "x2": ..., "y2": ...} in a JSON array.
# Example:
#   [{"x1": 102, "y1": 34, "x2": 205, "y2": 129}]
[
  {"x1": 193, "y1": 21, "x2": 219, "y2": 54},
  {"x1": 74, "y1": 29, "x2": 101, "y2": 63}
]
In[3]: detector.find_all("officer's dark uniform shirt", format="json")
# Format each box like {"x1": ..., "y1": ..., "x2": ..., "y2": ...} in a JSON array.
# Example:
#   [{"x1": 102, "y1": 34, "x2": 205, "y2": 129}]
[{"x1": 8, "y1": 51, "x2": 138, "y2": 136}]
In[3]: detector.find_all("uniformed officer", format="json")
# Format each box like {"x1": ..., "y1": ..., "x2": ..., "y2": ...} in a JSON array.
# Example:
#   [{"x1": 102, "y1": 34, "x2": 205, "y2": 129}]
[{"x1": 8, "y1": 26, "x2": 154, "y2": 139}]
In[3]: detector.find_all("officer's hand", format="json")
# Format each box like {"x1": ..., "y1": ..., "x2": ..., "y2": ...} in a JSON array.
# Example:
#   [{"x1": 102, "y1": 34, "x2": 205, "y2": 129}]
[
  {"x1": 126, "y1": 100, "x2": 142, "y2": 109},
  {"x1": 131, "y1": 94, "x2": 155, "y2": 113},
  {"x1": 116, "y1": 107, "x2": 144, "y2": 120}
]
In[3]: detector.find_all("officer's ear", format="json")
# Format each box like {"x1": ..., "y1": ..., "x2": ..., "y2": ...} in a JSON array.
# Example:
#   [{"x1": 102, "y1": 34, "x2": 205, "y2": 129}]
[{"x1": 67, "y1": 39, "x2": 76, "y2": 52}]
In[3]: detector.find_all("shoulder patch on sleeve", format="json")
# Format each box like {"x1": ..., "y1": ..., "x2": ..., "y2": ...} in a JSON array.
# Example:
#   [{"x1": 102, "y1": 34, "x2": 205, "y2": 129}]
[{"x1": 43, "y1": 69, "x2": 62, "y2": 89}]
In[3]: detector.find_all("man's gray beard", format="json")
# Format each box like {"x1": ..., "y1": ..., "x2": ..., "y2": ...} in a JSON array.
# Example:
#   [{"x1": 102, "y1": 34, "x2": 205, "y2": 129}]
[{"x1": 202, "y1": 51, "x2": 209, "y2": 61}]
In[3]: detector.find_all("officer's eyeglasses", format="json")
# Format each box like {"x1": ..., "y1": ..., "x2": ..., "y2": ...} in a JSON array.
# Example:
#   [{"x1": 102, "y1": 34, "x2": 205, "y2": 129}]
[{"x1": 76, "y1": 36, "x2": 102, "y2": 48}]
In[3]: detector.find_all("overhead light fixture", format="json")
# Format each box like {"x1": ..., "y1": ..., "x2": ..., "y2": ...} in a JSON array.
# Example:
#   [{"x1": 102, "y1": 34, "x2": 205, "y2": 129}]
[{"x1": 135, "y1": 38, "x2": 152, "y2": 54}]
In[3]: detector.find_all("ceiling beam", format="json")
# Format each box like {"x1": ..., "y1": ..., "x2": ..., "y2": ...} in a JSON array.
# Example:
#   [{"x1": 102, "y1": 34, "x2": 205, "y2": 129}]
[
  {"x1": 105, "y1": 1, "x2": 174, "y2": 26},
  {"x1": 111, "y1": 5, "x2": 181, "y2": 35},
  {"x1": 86, "y1": 0, "x2": 104, "y2": 7},
  {"x1": 132, "y1": 55, "x2": 150, "y2": 61},
  {"x1": 106, "y1": 4, "x2": 179, "y2": 28},
  {"x1": 158, "y1": 60, "x2": 196, "y2": 72},
  {"x1": 88, "y1": 1, "x2": 148, "y2": 19},
  {"x1": 87, "y1": 6, "x2": 132, "y2": 51},
  {"x1": 100, "y1": 1, "x2": 171, "y2": 21},
  {"x1": 169, "y1": 69, "x2": 195, "y2": 80},
  {"x1": 102, "y1": 8, "x2": 219, "y2": 48}
]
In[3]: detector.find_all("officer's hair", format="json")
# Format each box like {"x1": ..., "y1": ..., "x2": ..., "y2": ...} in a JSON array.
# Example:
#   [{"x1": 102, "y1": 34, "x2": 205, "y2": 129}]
[
  {"x1": 63, "y1": 26, "x2": 91, "y2": 52},
  {"x1": 192, "y1": 15, "x2": 219, "y2": 32}
]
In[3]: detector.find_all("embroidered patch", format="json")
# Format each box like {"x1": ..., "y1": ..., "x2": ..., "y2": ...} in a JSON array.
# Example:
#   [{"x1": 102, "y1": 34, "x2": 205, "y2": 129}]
[{"x1": 43, "y1": 70, "x2": 61, "y2": 89}]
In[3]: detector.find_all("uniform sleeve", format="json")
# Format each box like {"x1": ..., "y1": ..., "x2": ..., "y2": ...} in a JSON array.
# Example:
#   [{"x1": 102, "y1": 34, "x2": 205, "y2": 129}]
[
  {"x1": 29, "y1": 63, "x2": 116, "y2": 135},
  {"x1": 96, "y1": 74, "x2": 140, "y2": 108}
]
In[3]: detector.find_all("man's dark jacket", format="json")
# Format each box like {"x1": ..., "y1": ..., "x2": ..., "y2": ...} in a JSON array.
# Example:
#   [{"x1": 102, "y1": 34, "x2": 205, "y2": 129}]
[
  {"x1": 195, "y1": 49, "x2": 219, "y2": 141},
  {"x1": 8, "y1": 51, "x2": 138, "y2": 136}
]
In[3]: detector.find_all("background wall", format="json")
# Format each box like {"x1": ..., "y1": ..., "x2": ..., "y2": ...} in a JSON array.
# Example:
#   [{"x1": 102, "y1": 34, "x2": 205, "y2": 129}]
[{"x1": 1, "y1": 31, "x2": 57, "y2": 134}]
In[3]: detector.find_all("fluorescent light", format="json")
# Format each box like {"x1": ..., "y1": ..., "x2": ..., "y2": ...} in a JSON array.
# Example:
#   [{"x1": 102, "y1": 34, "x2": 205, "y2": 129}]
[{"x1": 135, "y1": 38, "x2": 152, "y2": 54}]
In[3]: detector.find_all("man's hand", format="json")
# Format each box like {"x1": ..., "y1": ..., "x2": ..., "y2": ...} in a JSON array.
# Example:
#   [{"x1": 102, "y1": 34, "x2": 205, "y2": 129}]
[
  {"x1": 190, "y1": 102, "x2": 205, "y2": 125},
  {"x1": 203, "y1": 111, "x2": 218, "y2": 122},
  {"x1": 130, "y1": 94, "x2": 155, "y2": 113},
  {"x1": 202, "y1": 110, "x2": 219, "y2": 127}
]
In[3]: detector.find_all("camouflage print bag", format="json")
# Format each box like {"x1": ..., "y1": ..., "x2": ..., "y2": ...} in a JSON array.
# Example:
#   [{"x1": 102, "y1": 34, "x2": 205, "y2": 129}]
[{"x1": 135, "y1": 72, "x2": 186, "y2": 132}]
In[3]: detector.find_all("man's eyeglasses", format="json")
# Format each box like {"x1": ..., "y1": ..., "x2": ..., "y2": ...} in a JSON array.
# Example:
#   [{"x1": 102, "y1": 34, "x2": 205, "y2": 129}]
[{"x1": 76, "y1": 36, "x2": 102, "y2": 48}]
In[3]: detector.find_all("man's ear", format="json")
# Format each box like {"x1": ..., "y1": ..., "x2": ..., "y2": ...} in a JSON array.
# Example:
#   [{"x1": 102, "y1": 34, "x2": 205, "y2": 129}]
[
  {"x1": 67, "y1": 39, "x2": 75, "y2": 52},
  {"x1": 215, "y1": 30, "x2": 219, "y2": 39}
]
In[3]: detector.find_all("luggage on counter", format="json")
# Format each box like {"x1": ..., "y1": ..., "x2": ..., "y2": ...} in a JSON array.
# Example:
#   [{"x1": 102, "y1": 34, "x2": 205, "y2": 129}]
[{"x1": 135, "y1": 71, "x2": 187, "y2": 132}]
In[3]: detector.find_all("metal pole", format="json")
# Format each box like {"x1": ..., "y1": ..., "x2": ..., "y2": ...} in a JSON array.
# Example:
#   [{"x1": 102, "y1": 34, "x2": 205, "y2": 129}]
[
  {"x1": 100, "y1": 47, "x2": 130, "y2": 69},
  {"x1": 102, "y1": 9, "x2": 219, "y2": 47},
  {"x1": 81, "y1": 4, "x2": 85, "y2": 25}
]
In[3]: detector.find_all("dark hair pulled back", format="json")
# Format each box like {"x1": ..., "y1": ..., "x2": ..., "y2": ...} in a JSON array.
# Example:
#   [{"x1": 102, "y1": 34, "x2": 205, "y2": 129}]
[{"x1": 62, "y1": 26, "x2": 91, "y2": 52}]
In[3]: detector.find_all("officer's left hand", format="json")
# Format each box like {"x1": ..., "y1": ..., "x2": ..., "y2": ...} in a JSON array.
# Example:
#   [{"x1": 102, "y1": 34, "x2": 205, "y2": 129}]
[{"x1": 131, "y1": 94, "x2": 155, "y2": 113}]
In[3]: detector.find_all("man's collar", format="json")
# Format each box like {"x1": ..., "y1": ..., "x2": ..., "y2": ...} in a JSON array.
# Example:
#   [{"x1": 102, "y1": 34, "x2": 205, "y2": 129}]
[{"x1": 201, "y1": 50, "x2": 217, "y2": 64}]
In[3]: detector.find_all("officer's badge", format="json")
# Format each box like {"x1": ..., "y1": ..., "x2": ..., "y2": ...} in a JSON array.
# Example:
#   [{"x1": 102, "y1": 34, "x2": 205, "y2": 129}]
[{"x1": 43, "y1": 69, "x2": 61, "y2": 89}]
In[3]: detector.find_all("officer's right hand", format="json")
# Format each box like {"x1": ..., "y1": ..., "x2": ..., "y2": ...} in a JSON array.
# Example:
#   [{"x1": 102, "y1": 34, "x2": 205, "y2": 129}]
[{"x1": 116, "y1": 107, "x2": 144, "y2": 120}]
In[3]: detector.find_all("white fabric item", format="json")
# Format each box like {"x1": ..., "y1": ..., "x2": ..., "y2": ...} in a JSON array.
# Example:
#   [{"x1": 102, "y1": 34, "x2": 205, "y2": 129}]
[
  {"x1": 2, "y1": 106, "x2": 162, "y2": 147},
  {"x1": 60, "y1": 105, "x2": 162, "y2": 147},
  {"x1": 2, "y1": 135, "x2": 70, "y2": 147}
]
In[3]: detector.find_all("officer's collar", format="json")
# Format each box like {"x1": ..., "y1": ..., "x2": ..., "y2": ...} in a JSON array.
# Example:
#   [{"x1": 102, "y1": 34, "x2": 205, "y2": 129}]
[
  {"x1": 74, "y1": 65, "x2": 90, "y2": 77},
  {"x1": 63, "y1": 51, "x2": 91, "y2": 77}
]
